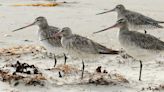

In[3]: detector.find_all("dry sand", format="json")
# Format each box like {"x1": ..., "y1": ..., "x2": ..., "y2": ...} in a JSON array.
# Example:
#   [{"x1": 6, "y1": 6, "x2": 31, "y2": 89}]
[{"x1": 0, "y1": 0, "x2": 164, "y2": 92}]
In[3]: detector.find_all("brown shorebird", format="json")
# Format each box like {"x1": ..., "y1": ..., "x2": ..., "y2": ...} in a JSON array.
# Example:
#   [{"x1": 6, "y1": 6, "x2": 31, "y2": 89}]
[
  {"x1": 97, "y1": 4, "x2": 164, "y2": 31},
  {"x1": 53, "y1": 27, "x2": 119, "y2": 60},
  {"x1": 94, "y1": 18, "x2": 164, "y2": 81},
  {"x1": 12, "y1": 16, "x2": 68, "y2": 62}
]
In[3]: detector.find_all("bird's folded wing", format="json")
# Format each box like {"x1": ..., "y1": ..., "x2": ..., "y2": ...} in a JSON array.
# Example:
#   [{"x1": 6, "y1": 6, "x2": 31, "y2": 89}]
[
  {"x1": 129, "y1": 31, "x2": 164, "y2": 50},
  {"x1": 71, "y1": 35, "x2": 119, "y2": 54},
  {"x1": 125, "y1": 10, "x2": 159, "y2": 25},
  {"x1": 41, "y1": 26, "x2": 61, "y2": 47}
]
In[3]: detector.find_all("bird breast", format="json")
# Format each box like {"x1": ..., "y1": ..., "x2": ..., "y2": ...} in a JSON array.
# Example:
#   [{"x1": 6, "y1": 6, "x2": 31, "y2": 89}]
[
  {"x1": 61, "y1": 37, "x2": 71, "y2": 49},
  {"x1": 38, "y1": 29, "x2": 63, "y2": 53}
]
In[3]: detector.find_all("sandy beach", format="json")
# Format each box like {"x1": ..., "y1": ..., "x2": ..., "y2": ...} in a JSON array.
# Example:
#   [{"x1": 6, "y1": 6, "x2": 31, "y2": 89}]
[{"x1": 0, "y1": 0, "x2": 164, "y2": 92}]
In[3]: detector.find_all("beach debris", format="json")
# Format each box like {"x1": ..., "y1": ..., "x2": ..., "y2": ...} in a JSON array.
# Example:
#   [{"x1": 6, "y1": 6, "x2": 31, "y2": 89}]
[
  {"x1": 12, "y1": 1, "x2": 70, "y2": 7},
  {"x1": 95, "y1": 66, "x2": 108, "y2": 73},
  {"x1": 59, "y1": 65, "x2": 74, "y2": 74},
  {"x1": 121, "y1": 53, "x2": 133, "y2": 59},
  {"x1": 160, "y1": 84, "x2": 164, "y2": 88},
  {"x1": 0, "y1": 45, "x2": 129, "y2": 86},
  {"x1": 96, "y1": 66, "x2": 101, "y2": 73},
  {"x1": 142, "y1": 84, "x2": 164, "y2": 91},
  {"x1": 46, "y1": 64, "x2": 79, "y2": 74},
  {"x1": 156, "y1": 59, "x2": 164, "y2": 65},
  {"x1": 8, "y1": 61, "x2": 41, "y2": 74},
  {"x1": 0, "y1": 61, "x2": 46, "y2": 86},
  {"x1": 12, "y1": 3, "x2": 59, "y2": 7},
  {"x1": 103, "y1": 70, "x2": 108, "y2": 73},
  {"x1": 119, "y1": 48, "x2": 133, "y2": 59},
  {"x1": 0, "y1": 45, "x2": 45, "y2": 59},
  {"x1": 88, "y1": 76, "x2": 110, "y2": 85},
  {"x1": 0, "y1": 45, "x2": 68, "y2": 60},
  {"x1": 112, "y1": 73, "x2": 129, "y2": 83},
  {"x1": 45, "y1": 64, "x2": 128, "y2": 85},
  {"x1": 24, "y1": 39, "x2": 33, "y2": 42},
  {"x1": 87, "y1": 66, "x2": 129, "y2": 85},
  {"x1": 0, "y1": 45, "x2": 43, "y2": 56}
]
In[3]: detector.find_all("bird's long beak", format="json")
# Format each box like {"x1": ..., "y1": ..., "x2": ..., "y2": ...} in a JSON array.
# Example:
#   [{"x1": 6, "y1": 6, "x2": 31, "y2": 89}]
[
  {"x1": 93, "y1": 23, "x2": 119, "y2": 34},
  {"x1": 96, "y1": 8, "x2": 115, "y2": 15},
  {"x1": 12, "y1": 22, "x2": 36, "y2": 32}
]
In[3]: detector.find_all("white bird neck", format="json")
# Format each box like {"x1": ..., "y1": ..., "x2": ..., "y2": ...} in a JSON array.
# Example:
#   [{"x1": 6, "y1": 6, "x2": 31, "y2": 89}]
[{"x1": 119, "y1": 25, "x2": 129, "y2": 34}]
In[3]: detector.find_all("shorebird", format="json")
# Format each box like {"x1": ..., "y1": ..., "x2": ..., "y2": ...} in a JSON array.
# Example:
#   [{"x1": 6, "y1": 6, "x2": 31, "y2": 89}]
[
  {"x1": 12, "y1": 16, "x2": 68, "y2": 62},
  {"x1": 53, "y1": 27, "x2": 119, "y2": 60},
  {"x1": 93, "y1": 19, "x2": 164, "y2": 81},
  {"x1": 96, "y1": 4, "x2": 164, "y2": 31}
]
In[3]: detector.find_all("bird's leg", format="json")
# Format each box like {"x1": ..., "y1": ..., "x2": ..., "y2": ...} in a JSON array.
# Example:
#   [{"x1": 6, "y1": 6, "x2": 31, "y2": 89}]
[
  {"x1": 53, "y1": 54, "x2": 57, "y2": 67},
  {"x1": 139, "y1": 60, "x2": 143, "y2": 81},
  {"x1": 64, "y1": 53, "x2": 68, "y2": 65},
  {"x1": 81, "y1": 60, "x2": 85, "y2": 79},
  {"x1": 144, "y1": 30, "x2": 147, "y2": 34}
]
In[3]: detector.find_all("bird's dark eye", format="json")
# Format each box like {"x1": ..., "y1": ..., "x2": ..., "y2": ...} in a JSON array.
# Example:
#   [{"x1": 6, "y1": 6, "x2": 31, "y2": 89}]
[
  {"x1": 35, "y1": 19, "x2": 39, "y2": 21},
  {"x1": 118, "y1": 19, "x2": 125, "y2": 23},
  {"x1": 117, "y1": 5, "x2": 123, "y2": 9}
]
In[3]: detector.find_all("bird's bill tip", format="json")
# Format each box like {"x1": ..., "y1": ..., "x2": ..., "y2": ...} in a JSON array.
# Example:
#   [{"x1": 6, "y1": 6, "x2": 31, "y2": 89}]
[
  {"x1": 93, "y1": 30, "x2": 105, "y2": 34},
  {"x1": 12, "y1": 22, "x2": 35, "y2": 32},
  {"x1": 96, "y1": 8, "x2": 115, "y2": 15}
]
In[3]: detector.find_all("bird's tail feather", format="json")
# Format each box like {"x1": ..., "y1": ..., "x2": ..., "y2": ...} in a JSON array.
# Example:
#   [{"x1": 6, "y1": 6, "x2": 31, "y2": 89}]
[
  {"x1": 95, "y1": 43, "x2": 119, "y2": 54},
  {"x1": 92, "y1": 41, "x2": 119, "y2": 54},
  {"x1": 158, "y1": 21, "x2": 164, "y2": 23},
  {"x1": 99, "y1": 50, "x2": 119, "y2": 54},
  {"x1": 156, "y1": 24, "x2": 163, "y2": 28}
]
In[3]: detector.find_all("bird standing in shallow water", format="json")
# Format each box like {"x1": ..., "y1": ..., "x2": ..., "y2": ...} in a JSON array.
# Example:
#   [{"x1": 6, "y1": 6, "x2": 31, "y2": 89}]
[
  {"x1": 94, "y1": 19, "x2": 164, "y2": 81},
  {"x1": 12, "y1": 16, "x2": 68, "y2": 62},
  {"x1": 97, "y1": 4, "x2": 164, "y2": 31},
  {"x1": 54, "y1": 27, "x2": 119, "y2": 61}
]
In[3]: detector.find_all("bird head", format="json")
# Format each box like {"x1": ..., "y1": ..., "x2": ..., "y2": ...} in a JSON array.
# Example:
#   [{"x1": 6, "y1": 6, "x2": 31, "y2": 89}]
[
  {"x1": 96, "y1": 4, "x2": 125, "y2": 15},
  {"x1": 12, "y1": 16, "x2": 48, "y2": 32},
  {"x1": 54, "y1": 27, "x2": 72, "y2": 38}
]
